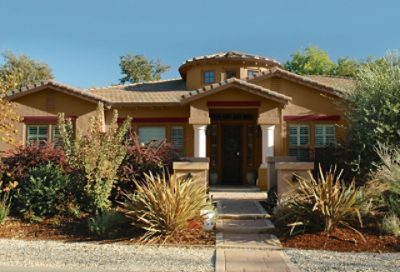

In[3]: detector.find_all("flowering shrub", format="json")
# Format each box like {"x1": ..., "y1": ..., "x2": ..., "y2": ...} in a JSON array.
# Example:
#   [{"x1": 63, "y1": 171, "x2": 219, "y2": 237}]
[
  {"x1": 1, "y1": 144, "x2": 69, "y2": 183},
  {"x1": 59, "y1": 103, "x2": 131, "y2": 214},
  {"x1": 116, "y1": 134, "x2": 178, "y2": 195}
]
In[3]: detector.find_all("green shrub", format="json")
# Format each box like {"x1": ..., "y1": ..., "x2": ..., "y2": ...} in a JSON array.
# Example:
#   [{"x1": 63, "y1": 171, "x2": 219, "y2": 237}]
[
  {"x1": 380, "y1": 214, "x2": 400, "y2": 236},
  {"x1": 372, "y1": 145, "x2": 400, "y2": 216},
  {"x1": 14, "y1": 163, "x2": 73, "y2": 219},
  {"x1": 121, "y1": 173, "x2": 209, "y2": 242},
  {"x1": 344, "y1": 53, "x2": 400, "y2": 179},
  {"x1": 58, "y1": 103, "x2": 131, "y2": 214},
  {"x1": 87, "y1": 210, "x2": 127, "y2": 238},
  {"x1": 275, "y1": 165, "x2": 369, "y2": 236}
]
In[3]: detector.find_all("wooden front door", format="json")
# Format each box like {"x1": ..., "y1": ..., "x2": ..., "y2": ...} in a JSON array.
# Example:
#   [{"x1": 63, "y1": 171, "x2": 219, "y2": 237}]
[{"x1": 222, "y1": 125, "x2": 243, "y2": 184}]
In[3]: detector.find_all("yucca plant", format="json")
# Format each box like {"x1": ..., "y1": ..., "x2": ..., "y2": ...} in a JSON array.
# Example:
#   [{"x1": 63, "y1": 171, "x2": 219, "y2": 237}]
[
  {"x1": 275, "y1": 165, "x2": 369, "y2": 237},
  {"x1": 121, "y1": 173, "x2": 210, "y2": 242}
]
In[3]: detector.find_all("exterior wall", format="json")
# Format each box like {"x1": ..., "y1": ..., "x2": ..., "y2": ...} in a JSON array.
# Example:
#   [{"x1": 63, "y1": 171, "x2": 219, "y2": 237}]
[
  {"x1": 253, "y1": 77, "x2": 346, "y2": 157},
  {"x1": 0, "y1": 88, "x2": 97, "y2": 151}
]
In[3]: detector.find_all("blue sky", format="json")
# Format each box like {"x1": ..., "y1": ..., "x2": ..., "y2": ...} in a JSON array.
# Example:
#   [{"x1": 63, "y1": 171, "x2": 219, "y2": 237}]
[{"x1": 1, "y1": 0, "x2": 399, "y2": 88}]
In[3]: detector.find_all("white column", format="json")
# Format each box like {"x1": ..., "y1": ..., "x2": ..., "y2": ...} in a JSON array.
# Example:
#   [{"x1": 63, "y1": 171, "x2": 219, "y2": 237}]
[
  {"x1": 193, "y1": 124, "x2": 207, "y2": 158},
  {"x1": 261, "y1": 124, "x2": 275, "y2": 166}
]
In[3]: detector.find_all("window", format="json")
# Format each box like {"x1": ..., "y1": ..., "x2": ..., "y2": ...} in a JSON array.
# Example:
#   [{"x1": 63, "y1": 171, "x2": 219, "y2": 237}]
[
  {"x1": 288, "y1": 125, "x2": 310, "y2": 160},
  {"x1": 247, "y1": 70, "x2": 258, "y2": 78},
  {"x1": 27, "y1": 125, "x2": 48, "y2": 145},
  {"x1": 171, "y1": 126, "x2": 184, "y2": 156},
  {"x1": 138, "y1": 127, "x2": 166, "y2": 145},
  {"x1": 315, "y1": 125, "x2": 336, "y2": 147},
  {"x1": 203, "y1": 71, "x2": 215, "y2": 84},
  {"x1": 224, "y1": 70, "x2": 237, "y2": 79}
]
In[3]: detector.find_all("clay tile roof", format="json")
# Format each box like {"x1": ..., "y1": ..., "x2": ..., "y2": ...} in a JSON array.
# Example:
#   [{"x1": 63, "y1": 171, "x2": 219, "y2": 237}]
[
  {"x1": 87, "y1": 78, "x2": 190, "y2": 105},
  {"x1": 304, "y1": 75, "x2": 356, "y2": 92},
  {"x1": 181, "y1": 51, "x2": 281, "y2": 66},
  {"x1": 248, "y1": 67, "x2": 351, "y2": 96},
  {"x1": 180, "y1": 77, "x2": 292, "y2": 105},
  {"x1": 179, "y1": 51, "x2": 282, "y2": 78},
  {"x1": 6, "y1": 80, "x2": 110, "y2": 104}
]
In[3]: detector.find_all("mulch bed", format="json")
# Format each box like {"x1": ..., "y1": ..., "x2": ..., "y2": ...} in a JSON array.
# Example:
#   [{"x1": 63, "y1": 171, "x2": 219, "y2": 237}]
[
  {"x1": 280, "y1": 226, "x2": 400, "y2": 253},
  {"x1": 259, "y1": 201, "x2": 400, "y2": 252},
  {"x1": 0, "y1": 217, "x2": 215, "y2": 246}
]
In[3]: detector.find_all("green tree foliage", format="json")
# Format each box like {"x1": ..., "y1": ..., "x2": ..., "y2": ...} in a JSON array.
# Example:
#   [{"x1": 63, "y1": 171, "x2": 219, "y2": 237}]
[
  {"x1": 334, "y1": 57, "x2": 360, "y2": 77},
  {"x1": 344, "y1": 53, "x2": 400, "y2": 178},
  {"x1": 284, "y1": 46, "x2": 336, "y2": 75},
  {"x1": 0, "y1": 74, "x2": 21, "y2": 145},
  {"x1": 119, "y1": 54, "x2": 170, "y2": 84},
  {"x1": 284, "y1": 46, "x2": 362, "y2": 77},
  {"x1": 0, "y1": 51, "x2": 53, "y2": 88},
  {"x1": 58, "y1": 103, "x2": 131, "y2": 214}
]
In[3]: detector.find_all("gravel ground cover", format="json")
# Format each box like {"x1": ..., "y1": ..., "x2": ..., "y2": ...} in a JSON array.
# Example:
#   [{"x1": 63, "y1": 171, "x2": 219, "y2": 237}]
[
  {"x1": 0, "y1": 239, "x2": 215, "y2": 272},
  {"x1": 285, "y1": 248, "x2": 400, "y2": 272}
]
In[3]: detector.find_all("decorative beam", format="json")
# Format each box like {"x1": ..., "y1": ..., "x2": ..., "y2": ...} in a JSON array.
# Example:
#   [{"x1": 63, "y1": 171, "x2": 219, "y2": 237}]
[
  {"x1": 23, "y1": 116, "x2": 77, "y2": 123},
  {"x1": 118, "y1": 117, "x2": 188, "y2": 123},
  {"x1": 283, "y1": 115, "x2": 341, "y2": 121},
  {"x1": 207, "y1": 101, "x2": 261, "y2": 107}
]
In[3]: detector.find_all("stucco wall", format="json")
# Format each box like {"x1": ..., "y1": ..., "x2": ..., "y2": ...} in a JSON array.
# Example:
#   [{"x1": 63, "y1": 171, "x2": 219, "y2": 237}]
[{"x1": 0, "y1": 87, "x2": 97, "y2": 151}]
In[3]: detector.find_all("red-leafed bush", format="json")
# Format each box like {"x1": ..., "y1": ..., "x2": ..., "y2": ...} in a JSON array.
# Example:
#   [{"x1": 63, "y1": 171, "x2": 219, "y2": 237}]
[
  {"x1": 1, "y1": 143, "x2": 70, "y2": 182},
  {"x1": 116, "y1": 134, "x2": 179, "y2": 195}
]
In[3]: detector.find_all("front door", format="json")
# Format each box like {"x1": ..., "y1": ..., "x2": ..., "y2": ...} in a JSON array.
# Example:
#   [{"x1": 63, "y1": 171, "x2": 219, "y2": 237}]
[{"x1": 222, "y1": 125, "x2": 242, "y2": 184}]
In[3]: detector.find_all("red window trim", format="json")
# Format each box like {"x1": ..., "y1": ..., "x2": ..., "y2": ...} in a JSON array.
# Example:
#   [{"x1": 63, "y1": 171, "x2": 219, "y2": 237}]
[
  {"x1": 284, "y1": 115, "x2": 340, "y2": 121},
  {"x1": 23, "y1": 116, "x2": 77, "y2": 123},
  {"x1": 118, "y1": 117, "x2": 188, "y2": 124},
  {"x1": 207, "y1": 101, "x2": 261, "y2": 107}
]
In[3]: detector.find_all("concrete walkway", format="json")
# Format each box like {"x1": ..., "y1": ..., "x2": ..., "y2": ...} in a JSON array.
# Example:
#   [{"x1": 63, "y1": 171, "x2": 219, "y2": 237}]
[{"x1": 211, "y1": 187, "x2": 300, "y2": 272}]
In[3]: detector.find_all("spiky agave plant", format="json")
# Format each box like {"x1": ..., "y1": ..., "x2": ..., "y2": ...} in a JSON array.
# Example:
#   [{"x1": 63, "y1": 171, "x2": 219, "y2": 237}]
[
  {"x1": 275, "y1": 165, "x2": 368, "y2": 238},
  {"x1": 121, "y1": 173, "x2": 210, "y2": 242}
]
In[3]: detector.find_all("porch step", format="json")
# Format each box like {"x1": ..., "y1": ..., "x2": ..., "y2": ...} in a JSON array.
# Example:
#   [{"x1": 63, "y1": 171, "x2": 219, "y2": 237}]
[
  {"x1": 218, "y1": 213, "x2": 271, "y2": 220},
  {"x1": 216, "y1": 219, "x2": 275, "y2": 234},
  {"x1": 216, "y1": 232, "x2": 282, "y2": 249}
]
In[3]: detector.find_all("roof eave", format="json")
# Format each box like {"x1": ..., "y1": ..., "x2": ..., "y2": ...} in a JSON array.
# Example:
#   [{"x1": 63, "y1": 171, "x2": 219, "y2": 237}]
[
  {"x1": 248, "y1": 68, "x2": 344, "y2": 97},
  {"x1": 6, "y1": 81, "x2": 110, "y2": 106},
  {"x1": 180, "y1": 79, "x2": 291, "y2": 105}
]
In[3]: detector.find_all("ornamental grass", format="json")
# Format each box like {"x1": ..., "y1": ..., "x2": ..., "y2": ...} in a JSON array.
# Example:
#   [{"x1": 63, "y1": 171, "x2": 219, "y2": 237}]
[{"x1": 121, "y1": 173, "x2": 210, "y2": 243}]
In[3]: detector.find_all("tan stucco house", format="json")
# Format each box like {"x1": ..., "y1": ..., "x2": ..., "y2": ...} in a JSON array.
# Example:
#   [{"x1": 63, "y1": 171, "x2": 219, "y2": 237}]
[{"x1": 4, "y1": 51, "x2": 354, "y2": 189}]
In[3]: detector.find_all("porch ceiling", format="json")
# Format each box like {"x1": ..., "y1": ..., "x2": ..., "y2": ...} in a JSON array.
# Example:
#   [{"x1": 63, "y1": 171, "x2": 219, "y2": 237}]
[{"x1": 180, "y1": 78, "x2": 292, "y2": 105}]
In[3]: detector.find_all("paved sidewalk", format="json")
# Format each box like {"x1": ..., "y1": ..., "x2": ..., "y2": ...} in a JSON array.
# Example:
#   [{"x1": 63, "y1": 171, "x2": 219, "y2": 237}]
[{"x1": 213, "y1": 188, "x2": 300, "y2": 272}]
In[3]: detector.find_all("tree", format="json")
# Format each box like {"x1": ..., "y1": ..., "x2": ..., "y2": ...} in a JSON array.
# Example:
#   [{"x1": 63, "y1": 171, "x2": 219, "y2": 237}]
[
  {"x1": 343, "y1": 52, "x2": 400, "y2": 179},
  {"x1": 119, "y1": 54, "x2": 170, "y2": 84},
  {"x1": 0, "y1": 74, "x2": 21, "y2": 145},
  {"x1": 284, "y1": 46, "x2": 336, "y2": 75},
  {"x1": 334, "y1": 57, "x2": 360, "y2": 77},
  {"x1": 284, "y1": 46, "x2": 361, "y2": 77},
  {"x1": 0, "y1": 51, "x2": 53, "y2": 88}
]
